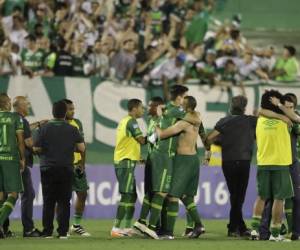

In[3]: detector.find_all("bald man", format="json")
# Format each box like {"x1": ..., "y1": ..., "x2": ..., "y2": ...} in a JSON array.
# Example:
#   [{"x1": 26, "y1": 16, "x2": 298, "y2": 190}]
[{"x1": 13, "y1": 96, "x2": 46, "y2": 237}]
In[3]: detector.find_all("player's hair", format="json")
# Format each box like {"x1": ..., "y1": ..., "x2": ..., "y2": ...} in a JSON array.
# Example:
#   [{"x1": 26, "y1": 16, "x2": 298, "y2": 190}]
[
  {"x1": 62, "y1": 99, "x2": 73, "y2": 105},
  {"x1": 127, "y1": 99, "x2": 142, "y2": 112},
  {"x1": 284, "y1": 93, "x2": 297, "y2": 107},
  {"x1": 0, "y1": 93, "x2": 10, "y2": 110},
  {"x1": 260, "y1": 89, "x2": 283, "y2": 114},
  {"x1": 230, "y1": 95, "x2": 247, "y2": 115},
  {"x1": 170, "y1": 85, "x2": 189, "y2": 101},
  {"x1": 150, "y1": 96, "x2": 164, "y2": 105},
  {"x1": 184, "y1": 96, "x2": 197, "y2": 110},
  {"x1": 12, "y1": 96, "x2": 27, "y2": 109},
  {"x1": 52, "y1": 101, "x2": 67, "y2": 118}
]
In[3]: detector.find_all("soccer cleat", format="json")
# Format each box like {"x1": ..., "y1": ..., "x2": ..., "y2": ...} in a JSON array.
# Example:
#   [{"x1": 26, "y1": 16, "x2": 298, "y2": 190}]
[
  {"x1": 133, "y1": 220, "x2": 148, "y2": 234},
  {"x1": 182, "y1": 228, "x2": 193, "y2": 237},
  {"x1": 269, "y1": 234, "x2": 291, "y2": 242},
  {"x1": 110, "y1": 227, "x2": 128, "y2": 238},
  {"x1": 250, "y1": 230, "x2": 259, "y2": 240},
  {"x1": 58, "y1": 235, "x2": 69, "y2": 240},
  {"x1": 23, "y1": 228, "x2": 42, "y2": 237},
  {"x1": 159, "y1": 234, "x2": 174, "y2": 240},
  {"x1": 123, "y1": 228, "x2": 137, "y2": 237},
  {"x1": 291, "y1": 233, "x2": 300, "y2": 241},
  {"x1": 189, "y1": 225, "x2": 205, "y2": 239},
  {"x1": 70, "y1": 225, "x2": 91, "y2": 237},
  {"x1": 144, "y1": 227, "x2": 159, "y2": 240}
]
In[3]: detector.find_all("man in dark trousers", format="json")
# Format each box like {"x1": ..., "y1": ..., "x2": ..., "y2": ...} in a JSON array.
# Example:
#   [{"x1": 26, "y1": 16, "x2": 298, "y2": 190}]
[
  {"x1": 34, "y1": 101, "x2": 85, "y2": 238},
  {"x1": 12, "y1": 96, "x2": 46, "y2": 237},
  {"x1": 205, "y1": 95, "x2": 257, "y2": 237}
]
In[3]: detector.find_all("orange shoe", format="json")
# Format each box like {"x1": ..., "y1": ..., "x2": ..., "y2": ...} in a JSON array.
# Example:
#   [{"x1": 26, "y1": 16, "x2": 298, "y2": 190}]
[{"x1": 110, "y1": 227, "x2": 127, "y2": 238}]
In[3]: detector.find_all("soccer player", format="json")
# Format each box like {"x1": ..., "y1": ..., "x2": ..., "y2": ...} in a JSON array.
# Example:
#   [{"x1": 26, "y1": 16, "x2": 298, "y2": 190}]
[
  {"x1": 250, "y1": 90, "x2": 294, "y2": 241},
  {"x1": 143, "y1": 85, "x2": 189, "y2": 239},
  {"x1": 155, "y1": 96, "x2": 205, "y2": 239},
  {"x1": 134, "y1": 96, "x2": 164, "y2": 233},
  {"x1": 62, "y1": 99, "x2": 90, "y2": 237},
  {"x1": 0, "y1": 93, "x2": 26, "y2": 239},
  {"x1": 205, "y1": 95, "x2": 257, "y2": 237},
  {"x1": 260, "y1": 93, "x2": 300, "y2": 240},
  {"x1": 111, "y1": 99, "x2": 146, "y2": 237}
]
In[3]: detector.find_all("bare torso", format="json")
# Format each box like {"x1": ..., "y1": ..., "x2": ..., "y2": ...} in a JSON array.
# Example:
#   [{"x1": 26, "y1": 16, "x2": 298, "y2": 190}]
[{"x1": 177, "y1": 112, "x2": 200, "y2": 155}]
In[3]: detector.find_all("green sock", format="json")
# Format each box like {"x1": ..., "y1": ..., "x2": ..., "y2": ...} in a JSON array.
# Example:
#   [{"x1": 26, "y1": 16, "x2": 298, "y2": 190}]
[
  {"x1": 114, "y1": 194, "x2": 132, "y2": 228},
  {"x1": 182, "y1": 196, "x2": 202, "y2": 225},
  {"x1": 186, "y1": 212, "x2": 194, "y2": 229},
  {"x1": 0, "y1": 196, "x2": 17, "y2": 226},
  {"x1": 148, "y1": 194, "x2": 165, "y2": 230},
  {"x1": 284, "y1": 198, "x2": 293, "y2": 234},
  {"x1": 270, "y1": 224, "x2": 281, "y2": 237},
  {"x1": 124, "y1": 194, "x2": 136, "y2": 228},
  {"x1": 160, "y1": 199, "x2": 168, "y2": 231},
  {"x1": 139, "y1": 193, "x2": 151, "y2": 223},
  {"x1": 73, "y1": 213, "x2": 83, "y2": 226},
  {"x1": 251, "y1": 216, "x2": 261, "y2": 231},
  {"x1": 165, "y1": 200, "x2": 179, "y2": 234}
]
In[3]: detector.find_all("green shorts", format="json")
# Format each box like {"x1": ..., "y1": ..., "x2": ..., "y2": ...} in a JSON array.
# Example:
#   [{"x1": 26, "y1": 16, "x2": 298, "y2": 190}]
[
  {"x1": 257, "y1": 167, "x2": 294, "y2": 200},
  {"x1": 114, "y1": 159, "x2": 137, "y2": 194},
  {"x1": 72, "y1": 166, "x2": 89, "y2": 192},
  {"x1": 0, "y1": 161, "x2": 23, "y2": 193},
  {"x1": 169, "y1": 154, "x2": 200, "y2": 198},
  {"x1": 150, "y1": 151, "x2": 173, "y2": 193}
]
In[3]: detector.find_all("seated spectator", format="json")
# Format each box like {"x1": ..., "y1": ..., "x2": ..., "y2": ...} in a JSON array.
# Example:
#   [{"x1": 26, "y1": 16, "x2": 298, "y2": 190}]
[{"x1": 272, "y1": 45, "x2": 300, "y2": 82}]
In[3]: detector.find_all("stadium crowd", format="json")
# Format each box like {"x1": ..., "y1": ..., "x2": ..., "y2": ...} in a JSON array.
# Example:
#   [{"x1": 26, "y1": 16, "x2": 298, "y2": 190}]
[{"x1": 0, "y1": 0, "x2": 300, "y2": 97}]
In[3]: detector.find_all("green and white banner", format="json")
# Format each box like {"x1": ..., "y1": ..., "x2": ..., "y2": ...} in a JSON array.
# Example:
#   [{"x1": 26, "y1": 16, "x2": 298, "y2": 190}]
[{"x1": 1, "y1": 76, "x2": 299, "y2": 163}]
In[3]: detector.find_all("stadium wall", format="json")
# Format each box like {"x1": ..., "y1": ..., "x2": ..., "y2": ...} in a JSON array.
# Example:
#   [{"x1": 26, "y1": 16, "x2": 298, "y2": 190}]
[{"x1": 1, "y1": 76, "x2": 300, "y2": 164}]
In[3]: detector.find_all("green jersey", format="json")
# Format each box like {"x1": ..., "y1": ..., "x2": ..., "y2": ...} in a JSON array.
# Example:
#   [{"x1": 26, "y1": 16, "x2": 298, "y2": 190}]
[
  {"x1": 0, "y1": 111, "x2": 23, "y2": 161},
  {"x1": 21, "y1": 48, "x2": 46, "y2": 72},
  {"x1": 147, "y1": 116, "x2": 160, "y2": 155},
  {"x1": 154, "y1": 102, "x2": 185, "y2": 156},
  {"x1": 2, "y1": 0, "x2": 25, "y2": 16}
]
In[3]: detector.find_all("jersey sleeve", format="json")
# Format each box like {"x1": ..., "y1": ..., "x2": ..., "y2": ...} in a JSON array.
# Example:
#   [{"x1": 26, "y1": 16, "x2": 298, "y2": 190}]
[{"x1": 126, "y1": 118, "x2": 143, "y2": 138}]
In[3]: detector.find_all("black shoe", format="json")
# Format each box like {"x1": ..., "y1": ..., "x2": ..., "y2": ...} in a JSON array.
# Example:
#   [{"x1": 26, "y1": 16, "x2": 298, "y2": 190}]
[
  {"x1": 0, "y1": 226, "x2": 5, "y2": 239},
  {"x1": 239, "y1": 228, "x2": 251, "y2": 237},
  {"x1": 291, "y1": 233, "x2": 300, "y2": 241},
  {"x1": 24, "y1": 228, "x2": 42, "y2": 237},
  {"x1": 40, "y1": 230, "x2": 53, "y2": 238},
  {"x1": 189, "y1": 224, "x2": 205, "y2": 239},
  {"x1": 182, "y1": 227, "x2": 193, "y2": 237}
]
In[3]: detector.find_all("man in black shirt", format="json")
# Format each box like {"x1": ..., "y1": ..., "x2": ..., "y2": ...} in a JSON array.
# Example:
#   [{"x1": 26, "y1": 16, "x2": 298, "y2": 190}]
[
  {"x1": 13, "y1": 96, "x2": 47, "y2": 237},
  {"x1": 34, "y1": 101, "x2": 85, "y2": 238},
  {"x1": 205, "y1": 95, "x2": 257, "y2": 237}
]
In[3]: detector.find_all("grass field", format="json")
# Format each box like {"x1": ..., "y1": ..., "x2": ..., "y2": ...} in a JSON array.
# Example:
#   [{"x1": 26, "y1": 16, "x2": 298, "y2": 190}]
[{"x1": 1, "y1": 219, "x2": 299, "y2": 250}]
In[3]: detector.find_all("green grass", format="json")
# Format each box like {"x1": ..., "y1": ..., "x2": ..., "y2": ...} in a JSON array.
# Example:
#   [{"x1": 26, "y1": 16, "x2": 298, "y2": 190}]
[{"x1": 1, "y1": 219, "x2": 299, "y2": 250}]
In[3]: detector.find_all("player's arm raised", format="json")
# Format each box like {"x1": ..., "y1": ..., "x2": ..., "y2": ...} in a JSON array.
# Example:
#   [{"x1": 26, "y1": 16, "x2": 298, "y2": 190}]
[
  {"x1": 270, "y1": 96, "x2": 300, "y2": 123},
  {"x1": 259, "y1": 108, "x2": 292, "y2": 126}
]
